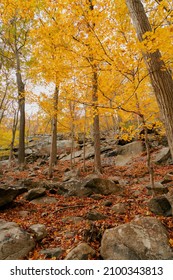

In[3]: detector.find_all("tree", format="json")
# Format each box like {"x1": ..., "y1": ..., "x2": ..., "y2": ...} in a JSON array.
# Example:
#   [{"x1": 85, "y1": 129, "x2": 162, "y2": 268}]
[
  {"x1": 0, "y1": 0, "x2": 34, "y2": 167},
  {"x1": 125, "y1": 0, "x2": 173, "y2": 158}
]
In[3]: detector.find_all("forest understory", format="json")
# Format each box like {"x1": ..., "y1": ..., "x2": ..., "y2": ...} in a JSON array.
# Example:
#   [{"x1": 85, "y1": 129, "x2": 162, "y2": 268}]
[{"x1": 0, "y1": 147, "x2": 173, "y2": 260}]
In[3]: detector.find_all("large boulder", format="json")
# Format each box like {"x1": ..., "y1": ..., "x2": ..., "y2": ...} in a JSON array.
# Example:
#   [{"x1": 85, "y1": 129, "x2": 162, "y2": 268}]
[
  {"x1": 82, "y1": 177, "x2": 123, "y2": 196},
  {"x1": 0, "y1": 186, "x2": 26, "y2": 207},
  {"x1": 60, "y1": 176, "x2": 123, "y2": 197},
  {"x1": 0, "y1": 219, "x2": 35, "y2": 259},
  {"x1": 100, "y1": 216, "x2": 173, "y2": 260},
  {"x1": 118, "y1": 141, "x2": 144, "y2": 156}
]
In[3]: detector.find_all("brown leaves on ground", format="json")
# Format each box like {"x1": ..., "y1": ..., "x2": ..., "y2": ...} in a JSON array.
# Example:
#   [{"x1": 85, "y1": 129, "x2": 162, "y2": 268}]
[{"x1": 0, "y1": 154, "x2": 173, "y2": 260}]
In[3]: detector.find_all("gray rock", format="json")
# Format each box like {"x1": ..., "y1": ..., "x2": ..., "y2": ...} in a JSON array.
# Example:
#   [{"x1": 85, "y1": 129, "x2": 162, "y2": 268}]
[
  {"x1": 101, "y1": 216, "x2": 173, "y2": 260},
  {"x1": 148, "y1": 196, "x2": 172, "y2": 216},
  {"x1": 103, "y1": 200, "x2": 113, "y2": 207},
  {"x1": 30, "y1": 196, "x2": 57, "y2": 204},
  {"x1": 118, "y1": 141, "x2": 144, "y2": 156},
  {"x1": 82, "y1": 177, "x2": 123, "y2": 196},
  {"x1": 0, "y1": 186, "x2": 25, "y2": 207},
  {"x1": 114, "y1": 155, "x2": 132, "y2": 166},
  {"x1": 0, "y1": 219, "x2": 35, "y2": 260},
  {"x1": 24, "y1": 187, "x2": 46, "y2": 201},
  {"x1": 146, "y1": 182, "x2": 169, "y2": 195},
  {"x1": 86, "y1": 211, "x2": 108, "y2": 220},
  {"x1": 40, "y1": 248, "x2": 64, "y2": 258},
  {"x1": 62, "y1": 216, "x2": 84, "y2": 223},
  {"x1": 112, "y1": 203, "x2": 128, "y2": 214},
  {"x1": 29, "y1": 224, "x2": 47, "y2": 241},
  {"x1": 65, "y1": 242, "x2": 95, "y2": 260},
  {"x1": 154, "y1": 147, "x2": 171, "y2": 164}
]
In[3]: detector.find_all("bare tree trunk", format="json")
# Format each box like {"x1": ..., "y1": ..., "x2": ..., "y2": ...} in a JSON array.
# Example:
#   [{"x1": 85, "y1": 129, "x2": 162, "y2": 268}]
[
  {"x1": 83, "y1": 106, "x2": 87, "y2": 172},
  {"x1": 142, "y1": 119, "x2": 155, "y2": 195},
  {"x1": 8, "y1": 106, "x2": 19, "y2": 167},
  {"x1": 49, "y1": 85, "x2": 59, "y2": 178},
  {"x1": 70, "y1": 122, "x2": 75, "y2": 170},
  {"x1": 92, "y1": 68, "x2": 102, "y2": 174},
  {"x1": 125, "y1": 0, "x2": 173, "y2": 158},
  {"x1": 15, "y1": 51, "x2": 25, "y2": 168}
]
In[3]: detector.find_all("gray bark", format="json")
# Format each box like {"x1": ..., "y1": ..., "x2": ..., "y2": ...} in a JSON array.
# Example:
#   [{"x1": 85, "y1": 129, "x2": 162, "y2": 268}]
[
  {"x1": 125, "y1": 0, "x2": 173, "y2": 159},
  {"x1": 49, "y1": 86, "x2": 59, "y2": 178}
]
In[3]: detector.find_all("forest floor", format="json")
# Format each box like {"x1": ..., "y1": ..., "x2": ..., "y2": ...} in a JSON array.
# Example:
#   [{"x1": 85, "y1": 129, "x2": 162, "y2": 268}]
[{"x1": 0, "y1": 150, "x2": 173, "y2": 259}]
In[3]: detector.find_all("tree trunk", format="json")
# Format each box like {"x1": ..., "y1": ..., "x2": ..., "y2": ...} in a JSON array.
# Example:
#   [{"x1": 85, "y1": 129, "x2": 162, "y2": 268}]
[
  {"x1": 8, "y1": 106, "x2": 19, "y2": 167},
  {"x1": 15, "y1": 51, "x2": 25, "y2": 167},
  {"x1": 92, "y1": 68, "x2": 102, "y2": 173},
  {"x1": 49, "y1": 85, "x2": 59, "y2": 178},
  {"x1": 125, "y1": 0, "x2": 173, "y2": 158}
]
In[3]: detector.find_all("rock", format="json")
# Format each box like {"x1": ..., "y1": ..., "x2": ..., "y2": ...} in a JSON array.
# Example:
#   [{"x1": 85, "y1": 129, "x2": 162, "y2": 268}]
[
  {"x1": 0, "y1": 219, "x2": 35, "y2": 260},
  {"x1": 90, "y1": 194, "x2": 103, "y2": 200},
  {"x1": 85, "y1": 211, "x2": 108, "y2": 220},
  {"x1": 154, "y1": 147, "x2": 171, "y2": 164},
  {"x1": 63, "y1": 180, "x2": 91, "y2": 197},
  {"x1": 165, "y1": 191, "x2": 173, "y2": 211},
  {"x1": 20, "y1": 179, "x2": 39, "y2": 189},
  {"x1": 24, "y1": 187, "x2": 46, "y2": 201},
  {"x1": 65, "y1": 242, "x2": 95, "y2": 260},
  {"x1": 148, "y1": 196, "x2": 172, "y2": 216},
  {"x1": 82, "y1": 177, "x2": 123, "y2": 196},
  {"x1": 105, "y1": 149, "x2": 119, "y2": 157},
  {"x1": 29, "y1": 224, "x2": 47, "y2": 241},
  {"x1": 100, "y1": 216, "x2": 173, "y2": 260},
  {"x1": 163, "y1": 172, "x2": 173, "y2": 182},
  {"x1": 30, "y1": 196, "x2": 57, "y2": 204},
  {"x1": 40, "y1": 247, "x2": 64, "y2": 258},
  {"x1": 57, "y1": 140, "x2": 78, "y2": 149},
  {"x1": 146, "y1": 182, "x2": 169, "y2": 195},
  {"x1": 0, "y1": 186, "x2": 24, "y2": 207},
  {"x1": 63, "y1": 169, "x2": 80, "y2": 182},
  {"x1": 114, "y1": 155, "x2": 132, "y2": 166},
  {"x1": 103, "y1": 200, "x2": 113, "y2": 207},
  {"x1": 18, "y1": 211, "x2": 30, "y2": 218},
  {"x1": 62, "y1": 216, "x2": 84, "y2": 224},
  {"x1": 25, "y1": 148, "x2": 33, "y2": 155},
  {"x1": 118, "y1": 141, "x2": 144, "y2": 156},
  {"x1": 60, "y1": 150, "x2": 83, "y2": 161},
  {"x1": 112, "y1": 203, "x2": 128, "y2": 214}
]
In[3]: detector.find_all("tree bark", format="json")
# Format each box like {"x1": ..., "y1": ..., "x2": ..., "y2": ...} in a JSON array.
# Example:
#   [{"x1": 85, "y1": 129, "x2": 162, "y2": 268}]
[
  {"x1": 15, "y1": 51, "x2": 25, "y2": 167},
  {"x1": 92, "y1": 67, "x2": 102, "y2": 173},
  {"x1": 125, "y1": 0, "x2": 173, "y2": 158},
  {"x1": 8, "y1": 105, "x2": 19, "y2": 167},
  {"x1": 49, "y1": 85, "x2": 59, "y2": 178}
]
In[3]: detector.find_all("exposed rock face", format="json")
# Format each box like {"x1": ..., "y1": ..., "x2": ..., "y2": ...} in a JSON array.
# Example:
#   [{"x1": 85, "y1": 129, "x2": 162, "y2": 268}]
[
  {"x1": 0, "y1": 219, "x2": 35, "y2": 260},
  {"x1": 65, "y1": 242, "x2": 95, "y2": 260},
  {"x1": 100, "y1": 217, "x2": 173, "y2": 260}
]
